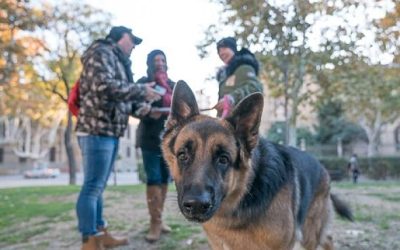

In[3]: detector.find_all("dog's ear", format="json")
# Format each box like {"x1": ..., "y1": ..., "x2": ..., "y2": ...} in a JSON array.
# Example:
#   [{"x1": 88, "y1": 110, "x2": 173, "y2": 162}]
[
  {"x1": 165, "y1": 80, "x2": 200, "y2": 130},
  {"x1": 226, "y1": 92, "x2": 263, "y2": 152}
]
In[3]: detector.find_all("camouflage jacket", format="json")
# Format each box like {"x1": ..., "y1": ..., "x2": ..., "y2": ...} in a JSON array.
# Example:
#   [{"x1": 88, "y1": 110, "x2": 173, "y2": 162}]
[
  {"x1": 76, "y1": 38, "x2": 147, "y2": 137},
  {"x1": 217, "y1": 48, "x2": 263, "y2": 105}
]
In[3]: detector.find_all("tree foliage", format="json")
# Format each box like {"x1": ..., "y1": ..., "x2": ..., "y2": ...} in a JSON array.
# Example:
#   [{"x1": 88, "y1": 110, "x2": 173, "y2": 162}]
[
  {"x1": 36, "y1": 1, "x2": 112, "y2": 184},
  {"x1": 200, "y1": 0, "x2": 353, "y2": 146},
  {"x1": 1, "y1": 0, "x2": 113, "y2": 184},
  {"x1": 314, "y1": 100, "x2": 367, "y2": 145},
  {"x1": 202, "y1": 0, "x2": 399, "y2": 152},
  {"x1": 0, "y1": 0, "x2": 48, "y2": 85}
]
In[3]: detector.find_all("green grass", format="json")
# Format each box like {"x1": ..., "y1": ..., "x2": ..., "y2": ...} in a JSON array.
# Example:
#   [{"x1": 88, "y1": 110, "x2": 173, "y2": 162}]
[
  {"x1": 106, "y1": 183, "x2": 176, "y2": 193},
  {"x1": 0, "y1": 186, "x2": 80, "y2": 229},
  {"x1": 107, "y1": 184, "x2": 146, "y2": 194},
  {"x1": 332, "y1": 180, "x2": 400, "y2": 189},
  {"x1": 331, "y1": 181, "x2": 400, "y2": 234},
  {"x1": 0, "y1": 184, "x2": 147, "y2": 232},
  {"x1": 367, "y1": 192, "x2": 400, "y2": 202},
  {"x1": 1, "y1": 181, "x2": 398, "y2": 249},
  {"x1": 1, "y1": 226, "x2": 51, "y2": 244},
  {"x1": 159, "y1": 221, "x2": 203, "y2": 250},
  {"x1": 0, "y1": 186, "x2": 80, "y2": 244},
  {"x1": 0, "y1": 184, "x2": 179, "y2": 247}
]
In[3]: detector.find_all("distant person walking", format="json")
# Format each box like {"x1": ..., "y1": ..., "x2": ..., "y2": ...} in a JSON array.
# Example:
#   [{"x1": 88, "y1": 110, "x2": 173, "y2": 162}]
[{"x1": 349, "y1": 154, "x2": 360, "y2": 184}]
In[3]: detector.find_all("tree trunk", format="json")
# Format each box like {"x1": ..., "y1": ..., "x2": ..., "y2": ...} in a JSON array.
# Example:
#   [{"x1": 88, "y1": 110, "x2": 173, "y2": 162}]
[
  {"x1": 366, "y1": 131, "x2": 380, "y2": 157},
  {"x1": 359, "y1": 110, "x2": 383, "y2": 158},
  {"x1": 287, "y1": 93, "x2": 300, "y2": 147},
  {"x1": 367, "y1": 141, "x2": 377, "y2": 157},
  {"x1": 283, "y1": 65, "x2": 290, "y2": 146},
  {"x1": 287, "y1": 114, "x2": 297, "y2": 147},
  {"x1": 65, "y1": 112, "x2": 77, "y2": 185}
]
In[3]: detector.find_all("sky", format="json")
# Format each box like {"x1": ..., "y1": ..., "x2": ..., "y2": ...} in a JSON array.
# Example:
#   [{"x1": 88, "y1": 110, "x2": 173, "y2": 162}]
[{"x1": 86, "y1": 0, "x2": 225, "y2": 104}]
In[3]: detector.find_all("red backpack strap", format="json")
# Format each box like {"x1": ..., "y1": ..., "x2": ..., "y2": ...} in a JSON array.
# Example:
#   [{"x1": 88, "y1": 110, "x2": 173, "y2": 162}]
[{"x1": 68, "y1": 79, "x2": 80, "y2": 117}]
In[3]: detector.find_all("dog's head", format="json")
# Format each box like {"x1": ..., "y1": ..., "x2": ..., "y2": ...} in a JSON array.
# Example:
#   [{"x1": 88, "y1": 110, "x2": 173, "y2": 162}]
[{"x1": 162, "y1": 81, "x2": 263, "y2": 223}]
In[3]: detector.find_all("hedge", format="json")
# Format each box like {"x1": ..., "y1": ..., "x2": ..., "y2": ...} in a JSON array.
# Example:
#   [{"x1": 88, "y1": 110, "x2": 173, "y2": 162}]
[
  {"x1": 317, "y1": 156, "x2": 400, "y2": 180},
  {"x1": 137, "y1": 155, "x2": 400, "y2": 182}
]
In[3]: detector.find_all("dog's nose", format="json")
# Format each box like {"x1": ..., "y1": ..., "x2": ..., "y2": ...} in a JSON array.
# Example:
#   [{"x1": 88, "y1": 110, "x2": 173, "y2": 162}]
[{"x1": 182, "y1": 194, "x2": 212, "y2": 215}]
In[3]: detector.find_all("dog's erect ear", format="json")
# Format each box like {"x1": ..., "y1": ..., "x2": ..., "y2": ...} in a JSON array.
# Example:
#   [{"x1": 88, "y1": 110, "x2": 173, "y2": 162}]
[
  {"x1": 226, "y1": 92, "x2": 264, "y2": 152},
  {"x1": 165, "y1": 80, "x2": 200, "y2": 130}
]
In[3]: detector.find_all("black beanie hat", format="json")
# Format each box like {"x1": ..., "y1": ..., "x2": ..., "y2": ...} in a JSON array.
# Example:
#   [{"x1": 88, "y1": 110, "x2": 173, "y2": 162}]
[
  {"x1": 217, "y1": 37, "x2": 237, "y2": 52},
  {"x1": 106, "y1": 26, "x2": 143, "y2": 45},
  {"x1": 146, "y1": 49, "x2": 168, "y2": 76},
  {"x1": 146, "y1": 49, "x2": 167, "y2": 67}
]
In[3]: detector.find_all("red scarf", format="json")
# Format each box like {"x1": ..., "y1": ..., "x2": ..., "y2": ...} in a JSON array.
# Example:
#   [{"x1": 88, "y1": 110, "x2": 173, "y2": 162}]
[{"x1": 154, "y1": 70, "x2": 173, "y2": 107}]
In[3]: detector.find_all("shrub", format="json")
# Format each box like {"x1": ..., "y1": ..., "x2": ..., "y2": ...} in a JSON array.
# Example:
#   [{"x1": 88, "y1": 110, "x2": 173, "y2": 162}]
[
  {"x1": 358, "y1": 157, "x2": 400, "y2": 180},
  {"x1": 317, "y1": 157, "x2": 348, "y2": 181},
  {"x1": 317, "y1": 156, "x2": 400, "y2": 180},
  {"x1": 136, "y1": 161, "x2": 146, "y2": 183}
]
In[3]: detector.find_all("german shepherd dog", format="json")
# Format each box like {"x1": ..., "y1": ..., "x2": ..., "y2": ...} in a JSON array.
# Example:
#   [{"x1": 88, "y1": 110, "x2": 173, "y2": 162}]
[{"x1": 162, "y1": 81, "x2": 353, "y2": 250}]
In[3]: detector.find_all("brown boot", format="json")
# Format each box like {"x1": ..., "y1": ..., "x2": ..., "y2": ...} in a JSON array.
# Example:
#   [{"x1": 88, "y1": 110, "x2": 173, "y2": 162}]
[
  {"x1": 81, "y1": 235, "x2": 104, "y2": 250},
  {"x1": 145, "y1": 185, "x2": 162, "y2": 242},
  {"x1": 98, "y1": 227, "x2": 128, "y2": 248},
  {"x1": 160, "y1": 184, "x2": 171, "y2": 233}
]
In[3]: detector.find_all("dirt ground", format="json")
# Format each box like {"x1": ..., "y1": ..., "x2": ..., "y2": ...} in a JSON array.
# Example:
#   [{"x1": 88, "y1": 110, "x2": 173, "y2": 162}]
[{"x1": 2, "y1": 182, "x2": 400, "y2": 250}]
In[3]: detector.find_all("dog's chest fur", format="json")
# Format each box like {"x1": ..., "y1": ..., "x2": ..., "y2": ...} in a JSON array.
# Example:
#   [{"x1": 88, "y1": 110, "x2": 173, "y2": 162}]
[{"x1": 203, "y1": 184, "x2": 297, "y2": 250}]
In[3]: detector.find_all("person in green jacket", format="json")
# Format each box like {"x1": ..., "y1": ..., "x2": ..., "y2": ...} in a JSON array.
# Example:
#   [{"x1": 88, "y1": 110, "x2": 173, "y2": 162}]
[{"x1": 214, "y1": 37, "x2": 263, "y2": 117}]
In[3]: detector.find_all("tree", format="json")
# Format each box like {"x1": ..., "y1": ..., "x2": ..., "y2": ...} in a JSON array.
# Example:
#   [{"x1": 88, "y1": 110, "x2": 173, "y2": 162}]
[
  {"x1": 0, "y1": 80, "x2": 65, "y2": 161},
  {"x1": 339, "y1": 62, "x2": 399, "y2": 156},
  {"x1": 314, "y1": 100, "x2": 366, "y2": 146},
  {"x1": 0, "y1": 0, "x2": 48, "y2": 85},
  {"x1": 375, "y1": 1, "x2": 400, "y2": 64},
  {"x1": 315, "y1": 1, "x2": 400, "y2": 156},
  {"x1": 0, "y1": 0, "x2": 62, "y2": 163},
  {"x1": 200, "y1": 0, "x2": 399, "y2": 149},
  {"x1": 37, "y1": 1, "x2": 112, "y2": 184},
  {"x1": 199, "y1": 0, "x2": 342, "y2": 146},
  {"x1": 267, "y1": 121, "x2": 316, "y2": 147}
]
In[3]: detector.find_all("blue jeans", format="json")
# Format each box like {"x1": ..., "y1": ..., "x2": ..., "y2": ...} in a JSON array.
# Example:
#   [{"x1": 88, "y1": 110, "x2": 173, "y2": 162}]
[
  {"x1": 76, "y1": 135, "x2": 119, "y2": 236},
  {"x1": 142, "y1": 149, "x2": 170, "y2": 185}
]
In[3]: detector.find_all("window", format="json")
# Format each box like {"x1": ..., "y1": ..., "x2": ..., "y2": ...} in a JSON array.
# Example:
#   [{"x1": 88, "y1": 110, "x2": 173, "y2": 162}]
[
  {"x1": 0, "y1": 124, "x2": 5, "y2": 138},
  {"x1": 127, "y1": 126, "x2": 131, "y2": 139},
  {"x1": 126, "y1": 146, "x2": 131, "y2": 158},
  {"x1": 49, "y1": 147, "x2": 56, "y2": 162},
  {"x1": 0, "y1": 148, "x2": 3, "y2": 163},
  {"x1": 395, "y1": 125, "x2": 400, "y2": 151}
]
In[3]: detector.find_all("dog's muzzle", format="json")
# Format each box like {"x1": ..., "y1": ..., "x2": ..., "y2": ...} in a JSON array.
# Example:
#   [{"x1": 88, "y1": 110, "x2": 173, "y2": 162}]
[{"x1": 179, "y1": 187, "x2": 216, "y2": 222}]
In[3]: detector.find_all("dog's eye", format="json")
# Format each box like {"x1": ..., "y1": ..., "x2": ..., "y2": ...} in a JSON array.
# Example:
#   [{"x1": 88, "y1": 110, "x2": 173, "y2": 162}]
[
  {"x1": 178, "y1": 152, "x2": 188, "y2": 162},
  {"x1": 217, "y1": 155, "x2": 229, "y2": 165}
]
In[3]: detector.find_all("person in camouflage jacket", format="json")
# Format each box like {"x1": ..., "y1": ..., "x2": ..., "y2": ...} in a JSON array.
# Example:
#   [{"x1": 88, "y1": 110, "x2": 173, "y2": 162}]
[
  {"x1": 75, "y1": 26, "x2": 160, "y2": 250},
  {"x1": 214, "y1": 37, "x2": 263, "y2": 118},
  {"x1": 76, "y1": 31, "x2": 158, "y2": 137}
]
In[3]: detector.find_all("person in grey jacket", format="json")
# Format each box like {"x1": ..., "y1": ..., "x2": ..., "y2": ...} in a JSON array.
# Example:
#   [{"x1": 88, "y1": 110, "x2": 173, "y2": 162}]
[{"x1": 75, "y1": 26, "x2": 160, "y2": 250}]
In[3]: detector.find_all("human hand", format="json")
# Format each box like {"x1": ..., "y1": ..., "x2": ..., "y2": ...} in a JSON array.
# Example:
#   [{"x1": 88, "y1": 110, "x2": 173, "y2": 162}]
[
  {"x1": 135, "y1": 103, "x2": 152, "y2": 116},
  {"x1": 144, "y1": 82, "x2": 161, "y2": 102},
  {"x1": 214, "y1": 95, "x2": 234, "y2": 118},
  {"x1": 149, "y1": 108, "x2": 163, "y2": 119}
]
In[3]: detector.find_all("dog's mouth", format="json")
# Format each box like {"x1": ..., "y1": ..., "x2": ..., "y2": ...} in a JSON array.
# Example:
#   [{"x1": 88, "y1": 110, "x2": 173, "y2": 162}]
[
  {"x1": 178, "y1": 191, "x2": 219, "y2": 223},
  {"x1": 180, "y1": 204, "x2": 216, "y2": 223}
]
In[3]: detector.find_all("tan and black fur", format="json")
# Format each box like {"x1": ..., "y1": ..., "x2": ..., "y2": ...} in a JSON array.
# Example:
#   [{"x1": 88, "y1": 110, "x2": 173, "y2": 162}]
[{"x1": 162, "y1": 81, "x2": 353, "y2": 250}]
